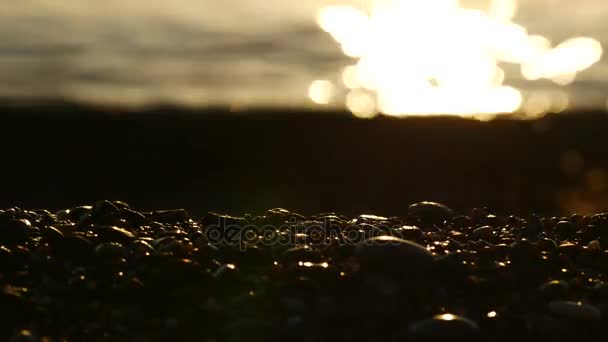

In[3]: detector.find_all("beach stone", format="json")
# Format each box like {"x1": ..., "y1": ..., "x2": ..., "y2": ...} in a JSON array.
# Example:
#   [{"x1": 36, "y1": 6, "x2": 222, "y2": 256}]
[
  {"x1": 510, "y1": 239, "x2": 539, "y2": 262},
  {"x1": 472, "y1": 225, "x2": 493, "y2": 240},
  {"x1": 540, "y1": 280, "x2": 570, "y2": 301},
  {"x1": 355, "y1": 236, "x2": 434, "y2": 277},
  {"x1": 548, "y1": 301, "x2": 601, "y2": 321},
  {"x1": 265, "y1": 208, "x2": 305, "y2": 225},
  {"x1": 0, "y1": 208, "x2": 19, "y2": 222},
  {"x1": 409, "y1": 314, "x2": 479, "y2": 337},
  {"x1": 202, "y1": 212, "x2": 246, "y2": 227},
  {"x1": 42, "y1": 226, "x2": 64, "y2": 244},
  {"x1": 0, "y1": 219, "x2": 30, "y2": 245},
  {"x1": 555, "y1": 221, "x2": 576, "y2": 240},
  {"x1": 408, "y1": 201, "x2": 454, "y2": 225},
  {"x1": 57, "y1": 235, "x2": 94, "y2": 260},
  {"x1": 396, "y1": 225, "x2": 423, "y2": 241},
  {"x1": 128, "y1": 240, "x2": 156, "y2": 258},
  {"x1": 66, "y1": 205, "x2": 93, "y2": 221},
  {"x1": 537, "y1": 237, "x2": 558, "y2": 253},
  {"x1": 558, "y1": 242, "x2": 579, "y2": 257},
  {"x1": 93, "y1": 225, "x2": 136, "y2": 245},
  {"x1": 95, "y1": 242, "x2": 126, "y2": 265},
  {"x1": 587, "y1": 240, "x2": 601, "y2": 252},
  {"x1": 120, "y1": 209, "x2": 147, "y2": 227},
  {"x1": 146, "y1": 209, "x2": 188, "y2": 223},
  {"x1": 157, "y1": 238, "x2": 189, "y2": 257},
  {"x1": 86, "y1": 200, "x2": 120, "y2": 225},
  {"x1": 522, "y1": 214, "x2": 543, "y2": 238},
  {"x1": 283, "y1": 245, "x2": 323, "y2": 264}
]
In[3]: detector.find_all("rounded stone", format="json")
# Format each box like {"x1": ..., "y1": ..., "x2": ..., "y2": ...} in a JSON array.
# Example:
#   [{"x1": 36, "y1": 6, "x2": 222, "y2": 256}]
[
  {"x1": 0, "y1": 219, "x2": 30, "y2": 245},
  {"x1": 57, "y1": 235, "x2": 94, "y2": 260},
  {"x1": 396, "y1": 225, "x2": 423, "y2": 241},
  {"x1": 408, "y1": 201, "x2": 454, "y2": 225},
  {"x1": 92, "y1": 225, "x2": 136, "y2": 245},
  {"x1": 42, "y1": 226, "x2": 64, "y2": 244},
  {"x1": 409, "y1": 314, "x2": 480, "y2": 337},
  {"x1": 471, "y1": 225, "x2": 493, "y2": 240},
  {"x1": 128, "y1": 240, "x2": 156, "y2": 258},
  {"x1": 540, "y1": 280, "x2": 570, "y2": 301},
  {"x1": 537, "y1": 238, "x2": 558, "y2": 253},
  {"x1": 548, "y1": 301, "x2": 601, "y2": 321},
  {"x1": 554, "y1": 220, "x2": 576, "y2": 240},
  {"x1": 355, "y1": 236, "x2": 434, "y2": 276},
  {"x1": 95, "y1": 242, "x2": 127, "y2": 263}
]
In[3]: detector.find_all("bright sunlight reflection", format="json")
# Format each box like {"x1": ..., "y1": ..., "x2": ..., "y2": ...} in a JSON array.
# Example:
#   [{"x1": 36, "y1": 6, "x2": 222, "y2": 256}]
[{"x1": 312, "y1": 0, "x2": 603, "y2": 119}]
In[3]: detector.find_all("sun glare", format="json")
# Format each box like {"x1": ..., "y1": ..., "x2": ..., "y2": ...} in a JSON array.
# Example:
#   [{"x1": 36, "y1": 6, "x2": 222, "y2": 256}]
[{"x1": 312, "y1": 0, "x2": 603, "y2": 118}]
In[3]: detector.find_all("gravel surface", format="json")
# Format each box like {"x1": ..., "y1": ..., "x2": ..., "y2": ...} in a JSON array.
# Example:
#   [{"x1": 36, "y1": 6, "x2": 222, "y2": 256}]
[{"x1": 2, "y1": 200, "x2": 608, "y2": 340}]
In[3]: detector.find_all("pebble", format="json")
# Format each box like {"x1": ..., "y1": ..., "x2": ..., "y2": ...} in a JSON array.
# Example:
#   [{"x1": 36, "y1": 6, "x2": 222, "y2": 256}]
[
  {"x1": 409, "y1": 314, "x2": 479, "y2": 336},
  {"x1": 471, "y1": 225, "x2": 493, "y2": 240},
  {"x1": 94, "y1": 242, "x2": 126, "y2": 265},
  {"x1": 355, "y1": 236, "x2": 434, "y2": 277},
  {"x1": 540, "y1": 280, "x2": 570, "y2": 301},
  {"x1": 555, "y1": 220, "x2": 576, "y2": 240},
  {"x1": 407, "y1": 201, "x2": 454, "y2": 225},
  {"x1": 92, "y1": 225, "x2": 136, "y2": 245},
  {"x1": 145, "y1": 209, "x2": 189, "y2": 223},
  {"x1": 548, "y1": 301, "x2": 601, "y2": 321},
  {"x1": 0, "y1": 219, "x2": 30, "y2": 245}
]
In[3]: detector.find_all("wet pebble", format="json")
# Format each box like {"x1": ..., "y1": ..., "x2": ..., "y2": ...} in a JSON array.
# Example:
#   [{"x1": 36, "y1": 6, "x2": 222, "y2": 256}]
[
  {"x1": 409, "y1": 314, "x2": 479, "y2": 337},
  {"x1": 355, "y1": 236, "x2": 434, "y2": 277},
  {"x1": 540, "y1": 280, "x2": 570, "y2": 301},
  {"x1": 408, "y1": 201, "x2": 454, "y2": 225},
  {"x1": 92, "y1": 225, "x2": 136, "y2": 245},
  {"x1": 146, "y1": 209, "x2": 189, "y2": 223},
  {"x1": 471, "y1": 225, "x2": 493, "y2": 240},
  {"x1": 0, "y1": 219, "x2": 30, "y2": 245},
  {"x1": 95, "y1": 242, "x2": 126, "y2": 265},
  {"x1": 548, "y1": 301, "x2": 601, "y2": 321}
]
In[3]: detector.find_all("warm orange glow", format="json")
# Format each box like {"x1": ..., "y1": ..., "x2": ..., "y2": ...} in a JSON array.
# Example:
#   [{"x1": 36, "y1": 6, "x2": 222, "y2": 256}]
[{"x1": 314, "y1": 0, "x2": 603, "y2": 118}]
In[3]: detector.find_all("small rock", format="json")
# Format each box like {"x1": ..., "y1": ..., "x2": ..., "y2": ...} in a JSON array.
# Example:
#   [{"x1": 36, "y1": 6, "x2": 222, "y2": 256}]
[
  {"x1": 472, "y1": 226, "x2": 493, "y2": 240},
  {"x1": 146, "y1": 209, "x2": 189, "y2": 223},
  {"x1": 93, "y1": 225, "x2": 136, "y2": 245},
  {"x1": 396, "y1": 225, "x2": 423, "y2": 241},
  {"x1": 0, "y1": 219, "x2": 30, "y2": 245},
  {"x1": 201, "y1": 212, "x2": 245, "y2": 227},
  {"x1": 540, "y1": 280, "x2": 570, "y2": 301},
  {"x1": 548, "y1": 301, "x2": 601, "y2": 321},
  {"x1": 95, "y1": 242, "x2": 126, "y2": 265},
  {"x1": 587, "y1": 240, "x2": 601, "y2": 252},
  {"x1": 355, "y1": 236, "x2": 434, "y2": 277},
  {"x1": 409, "y1": 314, "x2": 479, "y2": 336},
  {"x1": 42, "y1": 226, "x2": 64, "y2": 244},
  {"x1": 555, "y1": 221, "x2": 576, "y2": 240},
  {"x1": 408, "y1": 201, "x2": 454, "y2": 225},
  {"x1": 558, "y1": 242, "x2": 579, "y2": 257}
]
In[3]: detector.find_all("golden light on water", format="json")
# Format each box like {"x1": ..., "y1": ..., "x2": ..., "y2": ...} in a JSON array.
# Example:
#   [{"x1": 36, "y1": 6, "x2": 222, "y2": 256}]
[
  {"x1": 312, "y1": 0, "x2": 603, "y2": 118},
  {"x1": 308, "y1": 80, "x2": 335, "y2": 105}
]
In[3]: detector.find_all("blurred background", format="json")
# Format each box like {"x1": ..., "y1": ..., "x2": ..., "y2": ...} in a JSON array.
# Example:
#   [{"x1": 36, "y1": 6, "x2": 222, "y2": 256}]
[
  {"x1": 2, "y1": 0, "x2": 607, "y2": 113},
  {"x1": 1, "y1": 0, "x2": 608, "y2": 216}
]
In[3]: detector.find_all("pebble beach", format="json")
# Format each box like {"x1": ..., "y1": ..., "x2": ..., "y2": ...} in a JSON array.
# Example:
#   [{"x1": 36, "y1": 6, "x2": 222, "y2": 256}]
[{"x1": 3, "y1": 200, "x2": 608, "y2": 340}]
